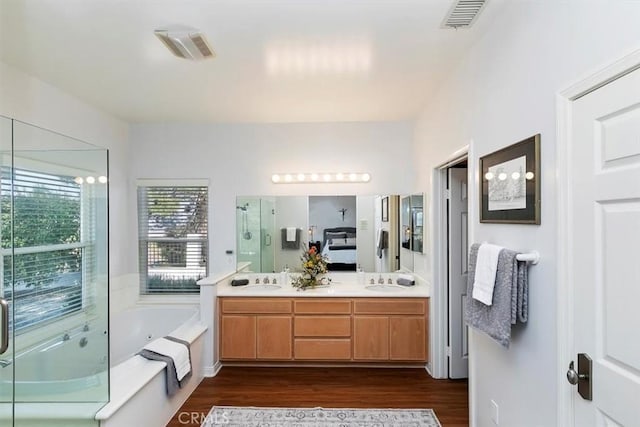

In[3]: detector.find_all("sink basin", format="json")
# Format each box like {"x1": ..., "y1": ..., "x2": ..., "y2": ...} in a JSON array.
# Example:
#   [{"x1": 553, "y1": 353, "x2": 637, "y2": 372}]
[
  {"x1": 238, "y1": 284, "x2": 282, "y2": 291},
  {"x1": 365, "y1": 284, "x2": 406, "y2": 292}
]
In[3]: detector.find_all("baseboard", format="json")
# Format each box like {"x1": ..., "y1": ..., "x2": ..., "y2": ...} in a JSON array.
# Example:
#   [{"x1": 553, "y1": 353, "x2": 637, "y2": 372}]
[{"x1": 204, "y1": 362, "x2": 222, "y2": 377}]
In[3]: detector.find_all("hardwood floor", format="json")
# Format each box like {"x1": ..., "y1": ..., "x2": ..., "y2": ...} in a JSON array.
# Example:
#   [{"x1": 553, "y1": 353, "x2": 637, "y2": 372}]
[{"x1": 167, "y1": 367, "x2": 468, "y2": 426}]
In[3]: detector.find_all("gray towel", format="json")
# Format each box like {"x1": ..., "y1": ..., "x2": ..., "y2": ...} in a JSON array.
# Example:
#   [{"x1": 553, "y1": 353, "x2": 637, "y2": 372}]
[
  {"x1": 137, "y1": 336, "x2": 192, "y2": 396},
  {"x1": 464, "y1": 243, "x2": 529, "y2": 348},
  {"x1": 281, "y1": 228, "x2": 300, "y2": 250}
]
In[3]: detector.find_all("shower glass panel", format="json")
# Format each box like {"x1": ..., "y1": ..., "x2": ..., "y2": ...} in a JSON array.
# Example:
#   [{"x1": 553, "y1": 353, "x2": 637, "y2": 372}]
[
  {"x1": 0, "y1": 119, "x2": 109, "y2": 426},
  {"x1": 0, "y1": 116, "x2": 14, "y2": 422},
  {"x1": 259, "y1": 199, "x2": 275, "y2": 273}
]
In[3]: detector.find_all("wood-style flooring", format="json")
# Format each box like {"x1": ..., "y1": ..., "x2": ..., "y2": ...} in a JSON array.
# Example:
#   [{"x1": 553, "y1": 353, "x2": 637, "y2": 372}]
[{"x1": 167, "y1": 367, "x2": 468, "y2": 426}]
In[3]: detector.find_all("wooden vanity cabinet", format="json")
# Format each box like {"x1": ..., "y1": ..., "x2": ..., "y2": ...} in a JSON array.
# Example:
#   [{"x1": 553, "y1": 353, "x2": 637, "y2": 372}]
[
  {"x1": 293, "y1": 298, "x2": 352, "y2": 360},
  {"x1": 220, "y1": 298, "x2": 293, "y2": 361},
  {"x1": 219, "y1": 297, "x2": 428, "y2": 363},
  {"x1": 353, "y1": 298, "x2": 428, "y2": 362}
]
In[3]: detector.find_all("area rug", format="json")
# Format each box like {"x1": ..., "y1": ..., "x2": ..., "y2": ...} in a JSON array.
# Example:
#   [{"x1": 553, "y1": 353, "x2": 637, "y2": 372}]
[{"x1": 201, "y1": 406, "x2": 442, "y2": 427}]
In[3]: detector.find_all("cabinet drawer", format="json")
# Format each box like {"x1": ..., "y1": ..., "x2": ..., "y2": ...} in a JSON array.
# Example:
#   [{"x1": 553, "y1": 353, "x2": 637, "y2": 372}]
[
  {"x1": 294, "y1": 316, "x2": 351, "y2": 337},
  {"x1": 294, "y1": 339, "x2": 351, "y2": 360},
  {"x1": 294, "y1": 299, "x2": 351, "y2": 314},
  {"x1": 221, "y1": 298, "x2": 292, "y2": 314},
  {"x1": 353, "y1": 298, "x2": 426, "y2": 315}
]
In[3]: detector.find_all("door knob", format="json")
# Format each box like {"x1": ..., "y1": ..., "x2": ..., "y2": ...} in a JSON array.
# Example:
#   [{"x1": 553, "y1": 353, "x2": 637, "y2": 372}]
[
  {"x1": 566, "y1": 354, "x2": 592, "y2": 401},
  {"x1": 566, "y1": 361, "x2": 580, "y2": 385}
]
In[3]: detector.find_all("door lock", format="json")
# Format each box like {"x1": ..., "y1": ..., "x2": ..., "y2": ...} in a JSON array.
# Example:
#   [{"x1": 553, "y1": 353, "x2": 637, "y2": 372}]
[{"x1": 566, "y1": 353, "x2": 592, "y2": 400}]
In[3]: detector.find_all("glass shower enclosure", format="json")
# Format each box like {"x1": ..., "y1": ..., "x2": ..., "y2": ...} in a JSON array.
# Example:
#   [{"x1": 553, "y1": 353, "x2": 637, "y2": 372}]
[
  {"x1": 0, "y1": 117, "x2": 109, "y2": 427},
  {"x1": 236, "y1": 197, "x2": 276, "y2": 272}
]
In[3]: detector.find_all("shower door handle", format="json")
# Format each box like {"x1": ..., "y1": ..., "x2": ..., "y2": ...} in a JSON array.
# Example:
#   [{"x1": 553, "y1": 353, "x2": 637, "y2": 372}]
[
  {"x1": 0, "y1": 298, "x2": 8, "y2": 354},
  {"x1": 265, "y1": 234, "x2": 272, "y2": 247}
]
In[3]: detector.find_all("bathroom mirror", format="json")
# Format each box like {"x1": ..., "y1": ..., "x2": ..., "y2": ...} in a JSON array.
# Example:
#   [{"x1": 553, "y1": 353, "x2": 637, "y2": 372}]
[
  {"x1": 400, "y1": 193, "x2": 424, "y2": 258},
  {"x1": 235, "y1": 195, "x2": 403, "y2": 273}
]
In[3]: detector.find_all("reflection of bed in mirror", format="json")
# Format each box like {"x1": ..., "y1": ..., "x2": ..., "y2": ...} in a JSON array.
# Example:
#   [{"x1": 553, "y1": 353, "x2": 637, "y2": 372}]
[{"x1": 321, "y1": 227, "x2": 357, "y2": 271}]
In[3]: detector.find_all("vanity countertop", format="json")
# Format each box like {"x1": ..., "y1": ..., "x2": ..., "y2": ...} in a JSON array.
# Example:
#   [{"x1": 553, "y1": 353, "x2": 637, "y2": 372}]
[{"x1": 214, "y1": 272, "x2": 430, "y2": 298}]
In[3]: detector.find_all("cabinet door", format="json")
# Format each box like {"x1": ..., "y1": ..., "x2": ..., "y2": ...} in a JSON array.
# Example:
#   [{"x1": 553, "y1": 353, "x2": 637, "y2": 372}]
[
  {"x1": 257, "y1": 316, "x2": 292, "y2": 360},
  {"x1": 389, "y1": 316, "x2": 426, "y2": 361},
  {"x1": 221, "y1": 315, "x2": 256, "y2": 360},
  {"x1": 353, "y1": 316, "x2": 389, "y2": 360}
]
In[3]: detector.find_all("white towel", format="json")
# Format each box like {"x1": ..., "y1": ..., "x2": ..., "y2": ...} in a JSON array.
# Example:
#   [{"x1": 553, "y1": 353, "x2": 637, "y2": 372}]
[
  {"x1": 286, "y1": 227, "x2": 297, "y2": 242},
  {"x1": 143, "y1": 337, "x2": 191, "y2": 381},
  {"x1": 472, "y1": 243, "x2": 503, "y2": 305}
]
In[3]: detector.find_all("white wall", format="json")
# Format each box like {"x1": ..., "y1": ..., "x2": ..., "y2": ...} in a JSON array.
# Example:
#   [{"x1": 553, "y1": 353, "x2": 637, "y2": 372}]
[
  {"x1": 0, "y1": 61, "x2": 134, "y2": 311},
  {"x1": 412, "y1": 2, "x2": 640, "y2": 426},
  {"x1": 129, "y1": 121, "x2": 413, "y2": 276}
]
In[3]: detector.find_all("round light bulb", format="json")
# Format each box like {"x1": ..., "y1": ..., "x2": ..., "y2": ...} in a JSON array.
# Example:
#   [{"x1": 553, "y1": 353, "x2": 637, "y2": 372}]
[
  {"x1": 311, "y1": 173, "x2": 319, "y2": 182},
  {"x1": 525, "y1": 172, "x2": 535, "y2": 180},
  {"x1": 297, "y1": 173, "x2": 305, "y2": 181},
  {"x1": 361, "y1": 173, "x2": 371, "y2": 182},
  {"x1": 74, "y1": 176, "x2": 84, "y2": 185},
  {"x1": 498, "y1": 173, "x2": 507, "y2": 181},
  {"x1": 272, "y1": 174, "x2": 281, "y2": 183},
  {"x1": 85, "y1": 176, "x2": 96, "y2": 184},
  {"x1": 336, "y1": 173, "x2": 344, "y2": 181},
  {"x1": 98, "y1": 176, "x2": 108, "y2": 184},
  {"x1": 349, "y1": 173, "x2": 357, "y2": 181},
  {"x1": 484, "y1": 172, "x2": 494, "y2": 181},
  {"x1": 511, "y1": 172, "x2": 521, "y2": 180},
  {"x1": 323, "y1": 174, "x2": 332, "y2": 182},
  {"x1": 284, "y1": 174, "x2": 293, "y2": 182}
]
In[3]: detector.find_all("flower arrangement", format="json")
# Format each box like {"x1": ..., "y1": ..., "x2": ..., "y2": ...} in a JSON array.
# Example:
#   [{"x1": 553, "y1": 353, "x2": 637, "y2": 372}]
[{"x1": 291, "y1": 245, "x2": 330, "y2": 290}]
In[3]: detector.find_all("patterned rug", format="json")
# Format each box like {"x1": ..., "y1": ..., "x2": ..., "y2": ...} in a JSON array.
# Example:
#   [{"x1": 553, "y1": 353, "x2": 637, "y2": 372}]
[{"x1": 201, "y1": 406, "x2": 441, "y2": 427}]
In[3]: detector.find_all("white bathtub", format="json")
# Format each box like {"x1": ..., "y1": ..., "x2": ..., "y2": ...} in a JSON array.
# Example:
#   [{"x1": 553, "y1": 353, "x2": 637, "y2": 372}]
[{"x1": 95, "y1": 305, "x2": 207, "y2": 427}]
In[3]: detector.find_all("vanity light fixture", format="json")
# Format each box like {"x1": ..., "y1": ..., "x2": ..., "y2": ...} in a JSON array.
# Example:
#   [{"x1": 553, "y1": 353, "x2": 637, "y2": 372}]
[{"x1": 271, "y1": 173, "x2": 371, "y2": 184}]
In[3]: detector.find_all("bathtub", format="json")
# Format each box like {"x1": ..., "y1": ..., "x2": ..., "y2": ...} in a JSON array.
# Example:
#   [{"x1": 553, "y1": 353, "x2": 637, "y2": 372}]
[
  {"x1": 95, "y1": 305, "x2": 207, "y2": 427},
  {"x1": 0, "y1": 326, "x2": 108, "y2": 402}
]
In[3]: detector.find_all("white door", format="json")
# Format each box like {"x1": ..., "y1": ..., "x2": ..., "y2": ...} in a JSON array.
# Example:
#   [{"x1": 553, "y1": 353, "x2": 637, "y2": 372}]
[
  {"x1": 448, "y1": 167, "x2": 469, "y2": 379},
  {"x1": 570, "y1": 67, "x2": 640, "y2": 425}
]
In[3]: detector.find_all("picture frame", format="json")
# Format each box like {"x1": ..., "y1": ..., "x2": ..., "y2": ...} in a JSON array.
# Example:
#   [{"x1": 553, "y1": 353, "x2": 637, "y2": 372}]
[
  {"x1": 381, "y1": 196, "x2": 389, "y2": 222},
  {"x1": 479, "y1": 134, "x2": 541, "y2": 224}
]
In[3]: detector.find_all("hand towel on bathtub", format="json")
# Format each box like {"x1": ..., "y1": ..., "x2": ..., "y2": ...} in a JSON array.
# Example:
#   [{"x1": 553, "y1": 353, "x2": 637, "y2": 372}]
[
  {"x1": 137, "y1": 337, "x2": 191, "y2": 396},
  {"x1": 471, "y1": 243, "x2": 503, "y2": 305},
  {"x1": 464, "y1": 243, "x2": 527, "y2": 348}
]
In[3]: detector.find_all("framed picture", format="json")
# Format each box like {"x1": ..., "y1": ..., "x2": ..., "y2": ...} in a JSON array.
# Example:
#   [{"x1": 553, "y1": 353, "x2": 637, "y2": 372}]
[
  {"x1": 479, "y1": 134, "x2": 541, "y2": 224},
  {"x1": 381, "y1": 196, "x2": 389, "y2": 222}
]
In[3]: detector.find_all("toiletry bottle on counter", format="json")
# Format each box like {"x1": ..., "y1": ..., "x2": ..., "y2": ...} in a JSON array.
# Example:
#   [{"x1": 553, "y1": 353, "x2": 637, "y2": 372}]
[
  {"x1": 280, "y1": 265, "x2": 289, "y2": 285},
  {"x1": 357, "y1": 264, "x2": 365, "y2": 285}
]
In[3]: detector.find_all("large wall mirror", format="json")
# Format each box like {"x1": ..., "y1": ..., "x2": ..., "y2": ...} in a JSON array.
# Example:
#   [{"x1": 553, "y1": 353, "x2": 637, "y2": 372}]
[{"x1": 236, "y1": 195, "x2": 410, "y2": 273}]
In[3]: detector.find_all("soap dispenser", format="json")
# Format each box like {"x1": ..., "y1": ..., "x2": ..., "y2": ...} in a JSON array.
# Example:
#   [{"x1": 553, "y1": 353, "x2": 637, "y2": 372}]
[{"x1": 280, "y1": 265, "x2": 289, "y2": 286}]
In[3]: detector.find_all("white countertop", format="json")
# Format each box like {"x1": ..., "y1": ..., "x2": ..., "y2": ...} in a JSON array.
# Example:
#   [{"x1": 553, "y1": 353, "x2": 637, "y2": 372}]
[{"x1": 214, "y1": 272, "x2": 430, "y2": 298}]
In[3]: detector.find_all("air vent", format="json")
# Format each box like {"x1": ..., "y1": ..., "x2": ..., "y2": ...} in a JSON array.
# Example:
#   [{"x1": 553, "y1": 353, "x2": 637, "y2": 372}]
[
  {"x1": 154, "y1": 28, "x2": 216, "y2": 60},
  {"x1": 442, "y1": 0, "x2": 487, "y2": 29}
]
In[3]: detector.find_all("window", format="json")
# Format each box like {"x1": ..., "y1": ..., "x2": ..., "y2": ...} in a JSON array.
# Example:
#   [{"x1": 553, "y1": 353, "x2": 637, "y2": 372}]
[
  {"x1": 1, "y1": 167, "x2": 92, "y2": 333},
  {"x1": 137, "y1": 182, "x2": 208, "y2": 294}
]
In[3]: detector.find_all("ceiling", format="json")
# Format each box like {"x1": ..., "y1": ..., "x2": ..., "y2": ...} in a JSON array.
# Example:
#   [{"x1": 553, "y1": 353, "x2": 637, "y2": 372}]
[{"x1": 0, "y1": 0, "x2": 503, "y2": 124}]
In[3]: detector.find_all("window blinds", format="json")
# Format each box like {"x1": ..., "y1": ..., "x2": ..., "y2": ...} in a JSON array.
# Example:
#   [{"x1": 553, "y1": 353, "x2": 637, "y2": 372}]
[
  {"x1": 137, "y1": 184, "x2": 208, "y2": 294},
  {"x1": 1, "y1": 167, "x2": 85, "y2": 332}
]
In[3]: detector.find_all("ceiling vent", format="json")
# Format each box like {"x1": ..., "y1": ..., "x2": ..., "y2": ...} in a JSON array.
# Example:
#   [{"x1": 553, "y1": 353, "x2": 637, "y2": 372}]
[
  {"x1": 442, "y1": 0, "x2": 487, "y2": 29},
  {"x1": 154, "y1": 28, "x2": 216, "y2": 60}
]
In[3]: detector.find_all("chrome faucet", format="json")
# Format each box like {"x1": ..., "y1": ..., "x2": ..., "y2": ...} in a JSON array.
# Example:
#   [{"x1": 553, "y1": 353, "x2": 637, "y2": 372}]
[
  {"x1": 388, "y1": 278, "x2": 393, "y2": 284},
  {"x1": 263, "y1": 276, "x2": 270, "y2": 284},
  {"x1": 370, "y1": 278, "x2": 375, "y2": 285},
  {"x1": 378, "y1": 275, "x2": 385, "y2": 284},
  {"x1": 0, "y1": 359, "x2": 11, "y2": 368},
  {"x1": 62, "y1": 333, "x2": 70, "y2": 341},
  {"x1": 82, "y1": 323, "x2": 89, "y2": 332}
]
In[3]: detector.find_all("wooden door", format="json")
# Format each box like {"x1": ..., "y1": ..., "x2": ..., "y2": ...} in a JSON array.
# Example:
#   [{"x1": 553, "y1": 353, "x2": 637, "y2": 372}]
[
  {"x1": 220, "y1": 315, "x2": 256, "y2": 360},
  {"x1": 389, "y1": 316, "x2": 426, "y2": 361},
  {"x1": 257, "y1": 316, "x2": 292, "y2": 360},
  {"x1": 353, "y1": 316, "x2": 389, "y2": 360}
]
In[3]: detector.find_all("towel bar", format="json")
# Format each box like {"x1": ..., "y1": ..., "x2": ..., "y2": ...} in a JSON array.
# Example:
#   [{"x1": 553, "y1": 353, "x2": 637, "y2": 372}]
[{"x1": 516, "y1": 251, "x2": 539, "y2": 265}]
